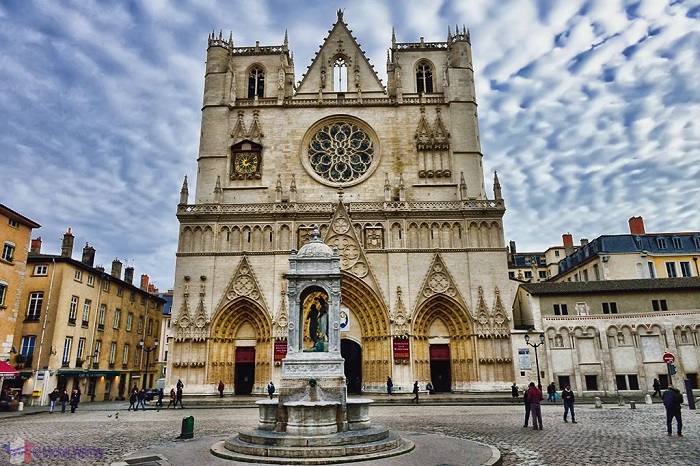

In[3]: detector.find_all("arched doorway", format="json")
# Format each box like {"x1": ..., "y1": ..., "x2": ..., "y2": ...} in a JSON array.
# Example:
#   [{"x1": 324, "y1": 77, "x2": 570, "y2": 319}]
[
  {"x1": 429, "y1": 344, "x2": 452, "y2": 393},
  {"x1": 235, "y1": 347, "x2": 256, "y2": 395},
  {"x1": 341, "y1": 339, "x2": 362, "y2": 394}
]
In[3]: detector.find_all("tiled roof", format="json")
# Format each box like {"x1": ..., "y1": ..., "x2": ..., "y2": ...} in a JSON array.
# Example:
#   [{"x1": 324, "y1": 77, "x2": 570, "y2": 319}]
[{"x1": 520, "y1": 277, "x2": 700, "y2": 295}]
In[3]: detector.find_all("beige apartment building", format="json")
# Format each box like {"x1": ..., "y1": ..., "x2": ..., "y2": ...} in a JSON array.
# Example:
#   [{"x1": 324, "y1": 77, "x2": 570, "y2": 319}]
[
  {"x1": 0, "y1": 204, "x2": 41, "y2": 376},
  {"x1": 10, "y1": 230, "x2": 164, "y2": 405}
]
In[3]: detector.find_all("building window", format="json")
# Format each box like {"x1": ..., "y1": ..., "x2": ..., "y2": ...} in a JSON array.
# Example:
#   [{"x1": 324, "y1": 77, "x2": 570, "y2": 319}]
[
  {"x1": 113, "y1": 308, "x2": 121, "y2": 329},
  {"x1": 77, "y1": 338, "x2": 85, "y2": 361},
  {"x1": 652, "y1": 299, "x2": 668, "y2": 311},
  {"x1": 508, "y1": 271, "x2": 515, "y2": 279},
  {"x1": 126, "y1": 313, "x2": 133, "y2": 332},
  {"x1": 680, "y1": 262, "x2": 692, "y2": 277},
  {"x1": 553, "y1": 304, "x2": 568, "y2": 316},
  {"x1": 147, "y1": 317, "x2": 153, "y2": 336},
  {"x1": 555, "y1": 250, "x2": 560, "y2": 257},
  {"x1": 130, "y1": 292, "x2": 135, "y2": 302},
  {"x1": 333, "y1": 57, "x2": 348, "y2": 92},
  {"x1": 593, "y1": 264, "x2": 600, "y2": 280},
  {"x1": 20, "y1": 335, "x2": 36, "y2": 357},
  {"x1": 0, "y1": 281, "x2": 7, "y2": 307},
  {"x1": 657, "y1": 238, "x2": 667, "y2": 250},
  {"x1": 93, "y1": 341, "x2": 101, "y2": 364},
  {"x1": 615, "y1": 374, "x2": 640, "y2": 390},
  {"x1": 538, "y1": 271, "x2": 547, "y2": 279},
  {"x1": 102, "y1": 280, "x2": 109, "y2": 292},
  {"x1": 584, "y1": 375, "x2": 598, "y2": 391},
  {"x1": 68, "y1": 296, "x2": 78, "y2": 324},
  {"x1": 117, "y1": 287, "x2": 123, "y2": 297},
  {"x1": 26, "y1": 292, "x2": 43, "y2": 321},
  {"x1": 62, "y1": 337, "x2": 72, "y2": 367},
  {"x1": 672, "y1": 237, "x2": 682, "y2": 249},
  {"x1": 33, "y1": 265, "x2": 48, "y2": 276},
  {"x1": 137, "y1": 316, "x2": 144, "y2": 334},
  {"x1": 694, "y1": 236, "x2": 700, "y2": 250},
  {"x1": 582, "y1": 269, "x2": 589, "y2": 282},
  {"x1": 602, "y1": 302, "x2": 618, "y2": 314},
  {"x1": 2, "y1": 242, "x2": 15, "y2": 262},
  {"x1": 247, "y1": 66, "x2": 265, "y2": 98},
  {"x1": 416, "y1": 62, "x2": 433, "y2": 93},
  {"x1": 648, "y1": 262, "x2": 656, "y2": 278},
  {"x1": 109, "y1": 342, "x2": 117, "y2": 365},
  {"x1": 98, "y1": 304, "x2": 106, "y2": 330},
  {"x1": 87, "y1": 275, "x2": 94, "y2": 286},
  {"x1": 8, "y1": 218, "x2": 19, "y2": 228},
  {"x1": 665, "y1": 262, "x2": 677, "y2": 278},
  {"x1": 74, "y1": 270, "x2": 83, "y2": 282},
  {"x1": 164, "y1": 350, "x2": 168, "y2": 362},
  {"x1": 524, "y1": 271, "x2": 532, "y2": 279},
  {"x1": 122, "y1": 344, "x2": 129, "y2": 366},
  {"x1": 82, "y1": 299, "x2": 91, "y2": 326}
]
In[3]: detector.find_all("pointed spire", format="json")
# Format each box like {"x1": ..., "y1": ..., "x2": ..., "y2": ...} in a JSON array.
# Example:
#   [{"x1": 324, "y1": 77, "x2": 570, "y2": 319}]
[
  {"x1": 459, "y1": 172, "x2": 467, "y2": 200},
  {"x1": 493, "y1": 171, "x2": 502, "y2": 200},
  {"x1": 398, "y1": 173, "x2": 406, "y2": 201},
  {"x1": 214, "y1": 175, "x2": 222, "y2": 204},
  {"x1": 275, "y1": 174, "x2": 282, "y2": 202},
  {"x1": 447, "y1": 25, "x2": 452, "y2": 42},
  {"x1": 337, "y1": 9, "x2": 344, "y2": 22},
  {"x1": 229, "y1": 31, "x2": 233, "y2": 46},
  {"x1": 289, "y1": 174, "x2": 297, "y2": 203},
  {"x1": 384, "y1": 173, "x2": 391, "y2": 202},
  {"x1": 284, "y1": 29, "x2": 288, "y2": 47},
  {"x1": 179, "y1": 175, "x2": 189, "y2": 205},
  {"x1": 391, "y1": 27, "x2": 396, "y2": 49}
]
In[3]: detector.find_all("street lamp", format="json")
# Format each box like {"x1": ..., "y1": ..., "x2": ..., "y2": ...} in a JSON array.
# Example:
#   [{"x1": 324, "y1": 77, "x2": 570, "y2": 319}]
[
  {"x1": 525, "y1": 333, "x2": 545, "y2": 390},
  {"x1": 139, "y1": 338, "x2": 159, "y2": 389}
]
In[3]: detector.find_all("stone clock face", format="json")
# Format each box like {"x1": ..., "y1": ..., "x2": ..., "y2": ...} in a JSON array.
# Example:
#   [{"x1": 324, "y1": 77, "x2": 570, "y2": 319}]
[
  {"x1": 302, "y1": 117, "x2": 380, "y2": 187},
  {"x1": 234, "y1": 152, "x2": 259, "y2": 174}
]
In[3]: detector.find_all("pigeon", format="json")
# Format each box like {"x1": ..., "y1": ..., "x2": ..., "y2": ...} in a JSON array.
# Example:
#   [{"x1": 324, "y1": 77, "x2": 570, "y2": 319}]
[
  {"x1": 107, "y1": 414, "x2": 112, "y2": 418},
  {"x1": 115, "y1": 412, "x2": 119, "y2": 419}
]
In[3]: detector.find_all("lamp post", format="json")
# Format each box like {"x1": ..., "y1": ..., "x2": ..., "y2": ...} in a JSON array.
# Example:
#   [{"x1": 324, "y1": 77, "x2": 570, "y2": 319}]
[
  {"x1": 139, "y1": 339, "x2": 159, "y2": 389},
  {"x1": 525, "y1": 333, "x2": 545, "y2": 390}
]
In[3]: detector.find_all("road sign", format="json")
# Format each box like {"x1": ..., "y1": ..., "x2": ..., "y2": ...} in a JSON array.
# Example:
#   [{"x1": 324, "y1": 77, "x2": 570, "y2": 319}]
[{"x1": 663, "y1": 353, "x2": 675, "y2": 364}]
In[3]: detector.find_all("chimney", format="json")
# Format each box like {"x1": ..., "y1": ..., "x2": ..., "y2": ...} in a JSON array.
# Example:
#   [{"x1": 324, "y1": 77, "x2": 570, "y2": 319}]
[
  {"x1": 30, "y1": 237, "x2": 42, "y2": 255},
  {"x1": 61, "y1": 228, "x2": 75, "y2": 257},
  {"x1": 95, "y1": 265, "x2": 105, "y2": 272},
  {"x1": 140, "y1": 274, "x2": 149, "y2": 291},
  {"x1": 82, "y1": 243, "x2": 96, "y2": 267},
  {"x1": 509, "y1": 240, "x2": 517, "y2": 254},
  {"x1": 563, "y1": 233, "x2": 574, "y2": 256},
  {"x1": 124, "y1": 266, "x2": 134, "y2": 284},
  {"x1": 147, "y1": 283, "x2": 156, "y2": 294},
  {"x1": 111, "y1": 258, "x2": 123, "y2": 279},
  {"x1": 629, "y1": 216, "x2": 645, "y2": 235},
  {"x1": 580, "y1": 238, "x2": 589, "y2": 246}
]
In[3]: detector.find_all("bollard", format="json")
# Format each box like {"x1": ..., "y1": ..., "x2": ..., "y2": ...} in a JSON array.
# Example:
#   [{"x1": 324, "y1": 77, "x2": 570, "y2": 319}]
[
  {"x1": 594, "y1": 397, "x2": 602, "y2": 409},
  {"x1": 18, "y1": 402, "x2": 24, "y2": 412},
  {"x1": 178, "y1": 416, "x2": 194, "y2": 439},
  {"x1": 629, "y1": 401, "x2": 636, "y2": 409},
  {"x1": 645, "y1": 394, "x2": 652, "y2": 405},
  {"x1": 617, "y1": 396, "x2": 625, "y2": 406}
]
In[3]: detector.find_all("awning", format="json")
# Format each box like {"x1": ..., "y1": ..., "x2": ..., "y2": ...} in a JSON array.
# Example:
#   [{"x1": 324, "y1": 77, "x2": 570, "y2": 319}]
[
  {"x1": 57, "y1": 369, "x2": 122, "y2": 378},
  {"x1": 0, "y1": 361, "x2": 19, "y2": 377}
]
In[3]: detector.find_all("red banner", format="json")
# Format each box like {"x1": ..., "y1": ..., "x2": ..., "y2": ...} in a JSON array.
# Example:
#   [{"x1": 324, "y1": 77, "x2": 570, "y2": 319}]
[
  {"x1": 274, "y1": 341, "x2": 288, "y2": 361},
  {"x1": 393, "y1": 339, "x2": 410, "y2": 360}
]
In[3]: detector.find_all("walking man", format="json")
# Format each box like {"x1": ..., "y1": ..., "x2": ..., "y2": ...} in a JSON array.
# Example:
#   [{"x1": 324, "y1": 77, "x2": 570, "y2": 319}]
[
  {"x1": 386, "y1": 376, "x2": 393, "y2": 395},
  {"x1": 526, "y1": 382, "x2": 543, "y2": 430},
  {"x1": 175, "y1": 385, "x2": 185, "y2": 408},
  {"x1": 48, "y1": 388, "x2": 60, "y2": 413},
  {"x1": 562, "y1": 383, "x2": 577, "y2": 423},
  {"x1": 218, "y1": 380, "x2": 225, "y2": 398},
  {"x1": 663, "y1": 384, "x2": 683, "y2": 436},
  {"x1": 547, "y1": 382, "x2": 556, "y2": 402},
  {"x1": 137, "y1": 388, "x2": 146, "y2": 411},
  {"x1": 652, "y1": 378, "x2": 662, "y2": 398},
  {"x1": 267, "y1": 381, "x2": 275, "y2": 399},
  {"x1": 511, "y1": 382, "x2": 519, "y2": 403},
  {"x1": 412, "y1": 381, "x2": 419, "y2": 404},
  {"x1": 523, "y1": 384, "x2": 532, "y2": 427}
]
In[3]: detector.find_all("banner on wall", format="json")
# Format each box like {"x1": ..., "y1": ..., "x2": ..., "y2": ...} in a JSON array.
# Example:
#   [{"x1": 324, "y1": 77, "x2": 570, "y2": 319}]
[
  {"x1": 339, "y1": 307, "x2": 350, "y2": 332},
  {"x1": 274, "y1": 341, "x2": 287, "y2": 361},
  {"x1": 393, "y1": 339, "x2": 410, "y2": 360},
  {"x1": 518, "y1": 348, "x2": 532, "y2": 370}
]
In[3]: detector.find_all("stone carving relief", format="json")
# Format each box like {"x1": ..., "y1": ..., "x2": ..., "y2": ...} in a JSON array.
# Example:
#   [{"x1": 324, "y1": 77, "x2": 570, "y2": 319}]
[
  {"x1": 215, "y1": 256, "x2": 269, "y2": 317},
  {"x1": 390, "y1": 286, "x2": 410, "y2": 336},
  {"x1": 413, "y1": 253, "x2": 468, "y2": 316},
  {"x1": 474, "y1": 286, "x2": 510, "y2": 338}
]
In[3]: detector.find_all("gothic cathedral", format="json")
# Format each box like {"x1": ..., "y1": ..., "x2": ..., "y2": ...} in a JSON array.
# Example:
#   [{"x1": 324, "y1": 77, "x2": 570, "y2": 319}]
[{"x1": 170, "y1": 11, "x2": 515, "y2": 395}]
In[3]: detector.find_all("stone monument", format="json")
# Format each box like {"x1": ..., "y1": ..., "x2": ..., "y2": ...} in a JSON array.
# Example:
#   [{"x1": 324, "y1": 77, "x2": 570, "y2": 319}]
[{"x1": 212, "y1": 227, "x2": 413, "y2": 463}]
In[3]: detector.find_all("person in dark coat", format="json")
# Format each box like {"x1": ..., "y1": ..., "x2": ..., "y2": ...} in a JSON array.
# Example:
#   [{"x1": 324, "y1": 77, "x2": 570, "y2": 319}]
[
  {"x1": 156, "y1": 388, "x2": 164, "y2": 409},
  {"x1": 561, "y1": 384, "x2": 577, "y2": 423},
  {"x1": 547, "y1": 382, "x2": 556, "y2": 402},
  {"x1": 511, "y1": 382, "x2": 519, "y2": 402},
  {"x1": 412, "y1": 381, "x2": 419, "y2": 404},
  {"x1": 128, "y1": 387, "x2": 138, "y2": 411},
  {"x1": 386, "y1": 376, "x2": 393, "y2": 395},
  {"x1": 267, "y1": 381, "x2": 275, "y2": 399},
  {"x1": 523, "y1": 384, "x2": 532, "y2": 427},
  {"x1": 218, "y1": 381, "x2": 225, "y2": 398},
  {"x1": 137, "y1": 389, "x2": 146, "y2": 411},
  {"x1": 175, "y1": 386, "x2": 185, "y2": 408},
  {"x1": 663, "y1": 384, "x2": 683, "y2": 436},
  {"x1": 526, "y1": 382, "x2": 543, "y2": 430},
  {"x1": 70, "y1": 390, "x2": 79, "y2": 413},
  {"x1": 48, "y1": 388, "x2": 60, "y2": 413},
  {"x1": 167, "y1": 389, "x2": 176, "y2": 409},
  {"x1": 60, "y1": 390, "x2": 69, "y2": 413},
  {"x1": 652, "y1": 378, "x2": 662, "y2": 397}
]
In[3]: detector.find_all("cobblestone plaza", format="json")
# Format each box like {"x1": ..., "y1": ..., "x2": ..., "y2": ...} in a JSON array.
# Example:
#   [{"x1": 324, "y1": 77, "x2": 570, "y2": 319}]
[{"x1": 0, "y1": 400, "x2": 696, "y2": 465}]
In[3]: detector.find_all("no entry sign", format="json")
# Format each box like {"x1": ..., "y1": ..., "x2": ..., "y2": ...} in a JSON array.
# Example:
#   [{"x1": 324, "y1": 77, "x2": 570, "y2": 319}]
[{"x1": 663, "y1": 353, "x2": 675, "y2": 364}]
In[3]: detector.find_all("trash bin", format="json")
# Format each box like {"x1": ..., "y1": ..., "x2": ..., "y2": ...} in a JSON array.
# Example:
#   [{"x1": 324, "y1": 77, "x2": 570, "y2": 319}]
[
  {"x1": 629, "y1": 401, "x2": 636, "y2": 409},
  {"x1": 18, "y1": 402, "x2": 24, "y2": 412},
  {"x1": 178, "y1": 416, "x2": 194, "y2": 439}
]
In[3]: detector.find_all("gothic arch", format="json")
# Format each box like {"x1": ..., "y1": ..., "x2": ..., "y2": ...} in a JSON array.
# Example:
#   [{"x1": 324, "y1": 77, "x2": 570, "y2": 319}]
[
  {"x1": 181, "y1": 227, "x2": 193, "y2": 252},
  {"x1": 208, "y1": 297, "x2": 272, "y2": 390},
  {"x1": 412, "y1": 295, "x2": 474, "y2": 389},
  {"x1": 339, "y1": 272, "x2": 390, "y2": 388}
]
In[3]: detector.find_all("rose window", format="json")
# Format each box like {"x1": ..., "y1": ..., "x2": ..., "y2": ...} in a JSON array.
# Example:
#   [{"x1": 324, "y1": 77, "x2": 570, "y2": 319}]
[{"x1": 307, "y1": 122, "x2": 374, "y2": 183}]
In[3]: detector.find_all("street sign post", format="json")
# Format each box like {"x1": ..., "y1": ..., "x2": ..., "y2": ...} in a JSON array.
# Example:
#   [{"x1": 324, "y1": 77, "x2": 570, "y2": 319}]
[{"x1": 663, "y1": 353, "x2": 675, "y2": 364}]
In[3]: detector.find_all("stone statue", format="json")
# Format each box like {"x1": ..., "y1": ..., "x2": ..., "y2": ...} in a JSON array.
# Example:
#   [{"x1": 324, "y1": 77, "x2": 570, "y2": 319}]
[{"x1": 307, "y1": 303, "x2": 319, "y2": 345}]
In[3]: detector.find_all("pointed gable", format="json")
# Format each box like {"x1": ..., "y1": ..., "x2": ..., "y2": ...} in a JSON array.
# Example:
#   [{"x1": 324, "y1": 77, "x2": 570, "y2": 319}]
[
  {"x1": 413, "y1": 252, "x2": 469, "y2": 314},
  {"x1": 295, "y1": 10, "x2": 385, "y2": 97}
]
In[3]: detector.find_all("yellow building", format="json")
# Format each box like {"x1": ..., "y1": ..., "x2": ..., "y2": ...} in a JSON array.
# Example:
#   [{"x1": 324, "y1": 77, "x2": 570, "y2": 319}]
[
  {"x1": 10, "y1": 230, "x2": 164, "y2": 404},
  {"x1": 0, "y1": 204, "x2": 41, "y2": 377}
]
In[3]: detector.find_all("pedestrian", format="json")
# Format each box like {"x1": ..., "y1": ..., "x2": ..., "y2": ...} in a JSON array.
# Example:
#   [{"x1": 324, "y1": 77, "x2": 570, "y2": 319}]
[
  {"x1": 175, "y1": 385, "x2": 185, "y2": 408},
  {"x1": 561, "y1": 383, "x2": 577, "y2": 423},
  {"x1": 60, "y1": 390, "x2": 69, "y2": 413},
  {"x1": 128, "y1": 387, "x2": 138, "y2": 411},
  {"x1": 218, "y1": 380, "x2": 225, "y2": 398},
  {"x1": 523, "y1": 384, "x2": 532, "y2": 427},
  {"x1": 267, "y1": 381, "x2": 275, "y2": 399},
  {"x1": 177, "y1": 379, "x2": 184, "y2": 391},
  {"x1": 70, "y1": 389, "x2": 79, "y2": 413},
  {"x1": 547, "y1": 382, "x2": 556, "y2": 402},
  {"x1": 156, "y1": 388, "x2": 164, "y2": 410},
  {"x1": 511, "y1": 382, "x2": 519, "y2": 403},
  {"x1": 386, "y1": 376, "x2": 393, "y2": 395},
  {"x1": 526, "y1": 382, "x2": 543, "y2": 430},
  {"x1": 137, "y1": 388, "x2": 146, "y2": 411},
  {"x1": 652, "y1": 378, "x2": 662, "y2": 398},
  {"x1": 167, "y1": 388, "x2": 176, "y2": 409},
  {"x1": 48, "y1": 388, "x2": 60, "y2": 413},
  {"x1": 412, "y1": 381, "x2": 419, "y2": 404},
  {"x1": 663, "y1": 384, "x2": 683, "y2": 436},
  {"x1": 426, "y1": 381, "x2": 435, "y2": 395}
]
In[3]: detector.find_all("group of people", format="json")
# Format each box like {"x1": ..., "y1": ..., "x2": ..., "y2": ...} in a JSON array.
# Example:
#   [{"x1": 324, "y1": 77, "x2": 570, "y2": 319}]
[
  {"x1": 126, "y1": 379, "x2": 185, "y2": 412},
  {"x1": 48, "y1": 387, "x2": 81, "y2": 413}
]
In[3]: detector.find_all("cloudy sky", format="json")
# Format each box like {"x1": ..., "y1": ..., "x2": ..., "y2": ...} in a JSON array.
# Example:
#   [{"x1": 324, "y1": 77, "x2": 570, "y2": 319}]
[{"x1": 1, "y1": 0, "x2": 698, "y2": 289}]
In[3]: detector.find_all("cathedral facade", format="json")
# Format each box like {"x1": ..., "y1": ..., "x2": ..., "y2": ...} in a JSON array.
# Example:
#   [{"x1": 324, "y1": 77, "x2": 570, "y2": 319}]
[{"x1": 170, "y1": 11, "x2": 516, "y2": 395}]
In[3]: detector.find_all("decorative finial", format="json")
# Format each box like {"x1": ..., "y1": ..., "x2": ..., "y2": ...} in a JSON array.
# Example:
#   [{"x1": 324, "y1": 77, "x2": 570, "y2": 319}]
[
  {"x1": 391, "y1": 27, "x2": 396, "y2": 49},
  {"x1": 447, "y1": 25, "x2": 452, "y2": 42},
  {"x1": 337, "y1": 9, "x2": 344, "y2": 22},
  {"x1": 310, "y1": 224, "x2": 322, "y2": 243},
  {"x1": 493, "y1": 171, "x2": 502, "y2": 200}
]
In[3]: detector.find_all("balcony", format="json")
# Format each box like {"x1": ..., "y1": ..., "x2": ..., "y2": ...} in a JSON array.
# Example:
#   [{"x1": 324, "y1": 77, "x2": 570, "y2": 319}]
[
  {"x1": 68, "y1": 317, "x2": 76, "y2": 326},
  {"x1": 24, "y1": 314, "x2": 40, "y2": 323}
]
